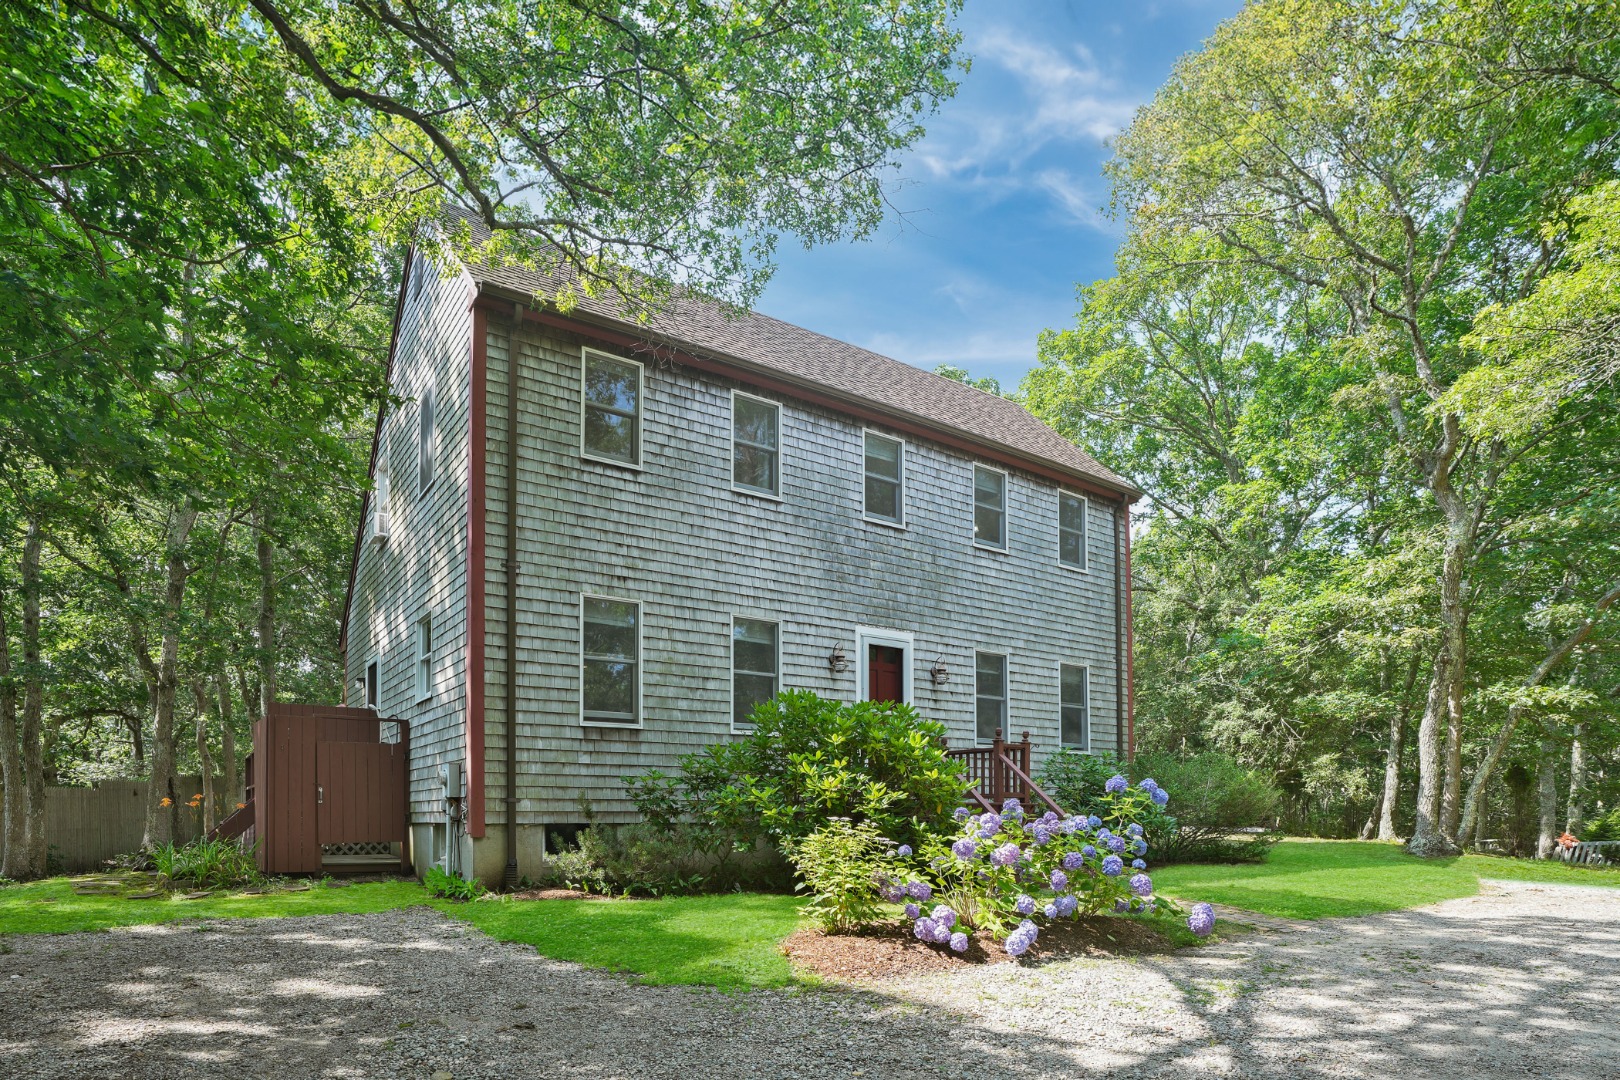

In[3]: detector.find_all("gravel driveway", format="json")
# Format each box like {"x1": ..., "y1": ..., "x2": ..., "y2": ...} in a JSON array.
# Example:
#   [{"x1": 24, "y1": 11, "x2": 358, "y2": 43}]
[{"x1": 1, "y1": 878, "x2": 1614, "y2": 1079}]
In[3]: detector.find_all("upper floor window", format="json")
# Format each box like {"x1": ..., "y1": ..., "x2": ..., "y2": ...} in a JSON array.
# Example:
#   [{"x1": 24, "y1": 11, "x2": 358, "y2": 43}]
[
  {"x1": 414, "y1": 614, "x2": 432, "y2": 701},
  {"x1": 732, "y1": 392, "x2": 781, "y2": 497},
  {"x1": 581, "y1": 349, "x2": 642, "y2": 466},
  {"x1": 1059, "y1": 491, "x2": 1088, "y2": 571},
  {"x1": 581, "y1": 595, "x2": 640, "y2": 726},
  {"x1": 975, "y1": 651, "x2": 1007, "y2": 743},
  {"x1": 863, "y1": 432, "x2": 904, "y2": 525},
  {"x1": 973, "y1": 465, "x2": 1007, "y2": 550},
  {"x1": 1060, "y1": 663, "x2": 1090, "y2": 750},
  {"x1": 417, "y1": 382, "x2": 437, "y2": 497},
  {"x1": 364, "y1": 657, "x2": 380, "y2": 710},
  {"x1": 731, "y1": 616, "x2": 780, "y2": 730}
]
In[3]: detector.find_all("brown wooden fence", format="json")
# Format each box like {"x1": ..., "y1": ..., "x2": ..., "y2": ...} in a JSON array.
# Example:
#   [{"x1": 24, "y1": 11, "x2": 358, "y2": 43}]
[{"x1": 0, "y1": 777, "x2": 220, "y2": 873}]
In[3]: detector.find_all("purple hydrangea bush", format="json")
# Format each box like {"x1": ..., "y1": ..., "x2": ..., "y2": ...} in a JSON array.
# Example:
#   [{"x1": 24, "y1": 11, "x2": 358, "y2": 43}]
[{"x1": 888, "y1": 775, "x2": 1211, "y2": 956}]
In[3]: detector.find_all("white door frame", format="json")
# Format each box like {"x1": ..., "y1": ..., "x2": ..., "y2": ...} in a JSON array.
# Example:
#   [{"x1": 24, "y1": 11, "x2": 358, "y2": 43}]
[{"x1": 855, "y1": 625, "x2": 915, "y2": 704}]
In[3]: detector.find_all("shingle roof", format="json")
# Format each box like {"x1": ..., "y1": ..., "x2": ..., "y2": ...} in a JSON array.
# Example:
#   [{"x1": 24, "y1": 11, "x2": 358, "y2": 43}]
[{"x1": 450, "y1": 221, "x2": 1135, "y2": 497}]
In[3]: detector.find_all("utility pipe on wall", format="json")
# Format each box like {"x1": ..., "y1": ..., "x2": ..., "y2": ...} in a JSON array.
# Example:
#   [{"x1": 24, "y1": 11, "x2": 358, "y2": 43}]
[{"x1": 503, "y1": 303, "x2": 521, "y2": 889}]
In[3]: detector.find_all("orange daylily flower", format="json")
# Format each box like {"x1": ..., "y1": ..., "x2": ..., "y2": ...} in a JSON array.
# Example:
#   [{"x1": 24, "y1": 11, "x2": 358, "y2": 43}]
[
  {"x1": 235, "y1": 802, "x2": 246, "y2": 809},
  {"x1": 160, "y1": 797, "x2": 173, "y2": 807}
]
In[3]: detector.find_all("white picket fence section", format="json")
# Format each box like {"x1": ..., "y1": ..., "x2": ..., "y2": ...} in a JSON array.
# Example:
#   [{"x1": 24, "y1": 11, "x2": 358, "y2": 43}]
[{"x1": 1557, "y1": 840, "x2": 1620, "y2": 866}]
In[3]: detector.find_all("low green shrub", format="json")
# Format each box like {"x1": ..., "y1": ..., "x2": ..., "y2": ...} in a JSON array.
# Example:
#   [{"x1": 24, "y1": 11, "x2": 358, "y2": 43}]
[
  {"x1": 1038, "y1": 749, "x2": 1281, "y2": 863},
  {"x1": 789, "y1": 818, "x2": 893, "y2": 932},
  {"x1": 624, "y1": 690, "x2": 967, "y2": 849},
  {"x1": 423, "y1": 866, "x2": 485, "y2": 901},
  {"x1": 150, "y1": 838, "x2": 261, "y2": 888},
  {"x1": 1581, "y1": 806, "x2": 1620, "y2": 842}
]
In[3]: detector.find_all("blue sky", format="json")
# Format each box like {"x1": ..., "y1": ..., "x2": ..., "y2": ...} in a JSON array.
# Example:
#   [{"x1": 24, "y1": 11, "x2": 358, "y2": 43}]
[{"x1": 756, "y1": 0, "x2": 1244, "y2": 390}]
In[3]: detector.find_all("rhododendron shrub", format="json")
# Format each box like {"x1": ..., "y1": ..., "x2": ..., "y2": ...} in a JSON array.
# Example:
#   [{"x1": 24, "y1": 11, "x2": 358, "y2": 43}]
[{"x1": 887, "y1": 775, "x2": 1212, "y2": 955}]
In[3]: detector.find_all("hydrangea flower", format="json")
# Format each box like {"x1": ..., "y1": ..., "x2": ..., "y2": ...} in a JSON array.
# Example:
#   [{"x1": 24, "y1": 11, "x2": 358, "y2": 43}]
[
  {"x1": 1097, "y1": 827, "x2": 1113, "y2": 840},
  {"x1": 1044, "y1": 902, "x2": 1058, "y2": 918},
  {"x1": 951, "y1": 838, "x2": 979, "y2": 861},
  {"x1": 1004, "y1": 920, "x2": 1039, "y2": 957},
  {"x1": 1187, "y1": 902, "x2": 1216, "y2": 937},
  {"x1": 1081, "y1": 844, "x2": 1097, "y2": 859},
  {"x1": 991, "y1": 843, "x2": 1023, "y2": 867},
  {"x1": 949, "y1": 932, "x2": 969, "y2": 953},
  {"x1": 931, "y1": 905, "x2": 957, "y2": 928},
  {"x1": 1129, "y1": 872, "x2": 1153, "y2": 897},
  {"x1": 1014, "y1": 894, "x2": 1037, "y2": 916},
  {"x1": 1151, "y1": 787, "x2": 1170, "y2": 807},
  {"x1": 1087, "y1": 815, "x2": 1102, "y2": 828},
  {"x1": 1054, "y1": 895, "x2": 1078, "y2": 917},
  {"x1": 1061, "y1": 851, "x2": 1084, "y2": 871},
  {"x1": 1105, "y1": 774, "x2": 1128, "y2": 794},
  {"x1": 1002, "y1": 797, "x2": 1023, "y2": 814},
  {"x1": 1126, "y1": 823, "x2": 1143, "y2": 838},
  {"x1": 932, "y1": 922, "x2": 952, "y2": 944},
  {"x1": 980, "y1": 812, "x2": 1003, "y2": 831},
  {"x1": 1113, "y1": 897, "x2": 1130, "y2": 913},
  {"x1": 879, "y1": 880, "x2": 905, "y2": 903},
  {"x1": 904, "y1": 902, "x2": 920, "y2": 920},
  {"x1": 1031, "y1": 824, "x2": 1052, "y2": 846},
  {"x1": 954, "y1": 806, "x2": 971, "y2": 821},
  {"x1": 1101, "y1": 854, "x2": 1124, "y2": 876},
  {"x1": 1108, "y1": 835, "x2": 1128, "y2": 854},
  {"x1": 913, "y1": 918, "x2": 933, "y2": 940},
  {"x1": 1049, "y1": 869, "x2": 1069, "y2": 891},
  {"x1": 896, "y1": 844, "x2": 913, "y2": 858},
  {"x1": 1138, "y1": 777, "x2": 1159, "y2": 793},
  {"x1": 1131, "y1": 858, "x2": 1147, "y2": 870},
  {"x1": 1132, "y1": 839, "x2": 1148, "y2": 856},
  {"x1": 905, "y1": 880, "x2": 933, "y2": 902}
]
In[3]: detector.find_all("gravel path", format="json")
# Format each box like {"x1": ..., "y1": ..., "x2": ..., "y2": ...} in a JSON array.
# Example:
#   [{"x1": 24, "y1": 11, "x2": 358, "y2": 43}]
[{"x1": 0, "y1": 878, "x2": 1614, "y2": 1079}]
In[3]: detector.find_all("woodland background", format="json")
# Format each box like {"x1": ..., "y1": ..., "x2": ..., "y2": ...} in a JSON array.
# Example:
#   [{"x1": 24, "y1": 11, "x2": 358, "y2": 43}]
[{"x1": 3, "y1": 0, "x2": 1617, "y2": 878}]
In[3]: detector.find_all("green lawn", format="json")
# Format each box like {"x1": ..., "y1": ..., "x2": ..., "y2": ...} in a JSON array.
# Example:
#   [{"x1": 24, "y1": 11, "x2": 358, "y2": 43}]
[
  {"x1": 445, "y1": 892, "x2": 805, "y2": 990},
  {"x1": 0, "y1": 877, "x2": 431, "y2": 934},
  {"x1": 1152, "y1": 838, "x2": 1620, "y2": 920}
]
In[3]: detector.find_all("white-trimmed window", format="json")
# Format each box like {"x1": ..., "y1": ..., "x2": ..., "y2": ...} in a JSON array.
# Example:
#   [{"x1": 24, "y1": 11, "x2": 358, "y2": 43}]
[
  {"x1": 863, "y1": 431, "x2": 905, "y2": 525},
  {"x1": 581, "y1": 349, "x2": 642, "y2": 466},
  {"x1": 417, "y1": 381, "x2": 437, "y2": 497},
  {"x1": 731, "y1": 617, "x2": 780, "y2": 730},
  {"x1": 1060, "y1": 664, "x2": 1090, "y2": 750},
  {"x1": 414, "y1": 614, "x2": 432, "y2": 701},
  {"x1": 581, "y1": 595, "x2": 640, "y2": 726},
  {"x1": 973, "y1": 465, "x2": 1008, "y2": 550},
  {"x1": 1058, "y1": 491, "x2": 1088, "y2": 571},
  {"x1": 731, "y1": 391, "x2": 781, "y2": 497},
  {"x1": 365, "y1": 657, "x2": 380, "y2": 710},
  {"x1": 975, "y1": 651, "x2": 1008, "y2": 743}
]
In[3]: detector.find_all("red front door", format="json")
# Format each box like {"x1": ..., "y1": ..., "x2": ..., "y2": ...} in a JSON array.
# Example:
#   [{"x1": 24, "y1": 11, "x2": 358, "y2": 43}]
[{"x1": 868, "y1": 644, "x2": 905, "y2": 703}]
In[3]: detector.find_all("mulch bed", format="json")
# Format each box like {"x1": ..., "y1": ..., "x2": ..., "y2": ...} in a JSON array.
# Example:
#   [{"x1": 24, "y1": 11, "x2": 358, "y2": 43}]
[
  {"x1": 498, "y1": 887, "x2": 608, "y2": 901},
  {"x1": 782, "y1": 916, "x2": 1180, "y2": 982}
]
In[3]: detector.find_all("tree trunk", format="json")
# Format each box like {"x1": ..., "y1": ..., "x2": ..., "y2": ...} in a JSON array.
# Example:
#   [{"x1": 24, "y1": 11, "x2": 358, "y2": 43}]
[
  {"x1": 1440, "y1": 628, "x2": 1467, "y2": 844},
  {"x1": 217, "y1": 672, "x2": 239, "y2": 808},
  {"x1": 1536, "y1": 727, "x2": 1560, "y2": 859},
  {"x1": 141, "y1": 505, "x2": 198, "y2": 850},
  {"x1": 191, "y1": 681, "x2": 217, "y2": 833},
  {"x1": 1408, "y1": 535, "x2": 1467, "y2": 858},
  {"x1": 0, "y1": 578, "x2": 25, "y2": 880},
  {"x1": 1566, "y1": 723, "x2": 1586, "y2": 836},
  {"x1": 1377, "y1": 651, "x2": 1421, "y2": 841},
  {"x1": 256, "y1": 510, "x2": 276, "y2": 719},
  {"x1": 20, "y1": 521, "x2": 46, "y2": 877},
  {"x1": 1358, "y1": 794, "x2": 1382, "y2": 840}
]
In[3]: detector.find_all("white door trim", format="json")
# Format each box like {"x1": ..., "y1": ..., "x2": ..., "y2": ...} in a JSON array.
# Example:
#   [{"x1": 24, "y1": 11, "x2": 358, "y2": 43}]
[{"x1": 855, "y1": 625, "x2": 915, "y2": 704}]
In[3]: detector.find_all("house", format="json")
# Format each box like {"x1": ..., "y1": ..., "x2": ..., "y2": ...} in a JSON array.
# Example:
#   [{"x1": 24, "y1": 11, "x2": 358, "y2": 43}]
[{"x1": 340, "y1": 225, "x2": 1141, "y2": 884}]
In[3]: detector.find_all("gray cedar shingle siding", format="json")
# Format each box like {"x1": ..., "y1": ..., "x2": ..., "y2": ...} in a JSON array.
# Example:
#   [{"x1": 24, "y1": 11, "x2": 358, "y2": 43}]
[
  {"x1": 344, "y1": 255, "x2": 474, "y2": 821},
  {"x1": 478, "y1": 313, "x2": 1123, "y2": 827}
]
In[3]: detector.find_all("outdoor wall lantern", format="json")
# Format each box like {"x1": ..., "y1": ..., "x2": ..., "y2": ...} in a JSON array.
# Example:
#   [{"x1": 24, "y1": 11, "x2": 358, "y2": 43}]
[
  {"x1": 828, "y1": 644, "x2": 850, "y2": 674},
  {"x1": 929, "y1": 657, "x2": 951, "y2": 685}
]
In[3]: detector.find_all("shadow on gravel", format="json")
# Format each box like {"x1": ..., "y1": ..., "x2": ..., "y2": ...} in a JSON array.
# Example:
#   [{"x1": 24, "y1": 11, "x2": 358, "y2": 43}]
[{"x1": 0, "y1": 885, "x2": 1616, "y2": 1080}]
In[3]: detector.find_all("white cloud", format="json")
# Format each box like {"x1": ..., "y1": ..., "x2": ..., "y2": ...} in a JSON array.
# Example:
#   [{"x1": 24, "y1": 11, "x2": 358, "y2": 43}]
[
  {"x1": 1032, "y1": 169, "x2": 1116, "y2": 232},
  {"x1": 973, "y1": 30, "x2": 1137, "y2": 145}
]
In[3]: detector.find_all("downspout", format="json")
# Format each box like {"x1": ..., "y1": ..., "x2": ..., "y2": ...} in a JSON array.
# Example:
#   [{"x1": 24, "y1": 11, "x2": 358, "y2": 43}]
[
  {"x1": 503, "y1": 303, "x2": 521, "y2": 889},
  {"x1": 1114, "y1": 501, "x2": 1125, "y2": 758},
  {"x1": 1124, "y1": 503, "x2": 1136, "y2": 759}
]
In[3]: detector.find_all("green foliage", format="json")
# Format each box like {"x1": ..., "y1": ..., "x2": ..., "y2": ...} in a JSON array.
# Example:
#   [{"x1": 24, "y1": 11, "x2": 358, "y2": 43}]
[
  {"x1": 626, "y1": 690, "x2": 967, "y2": 847},
  {"x1": 1153, "y1": 840, "x2": 1619, "y2": 921},
  {"x1": 1581, "y1": 807, "x2": 1620, "y2": 843},
  {"x1": 789, "y1": 818, "x2": 893, "y2": 933},
  {"x1": 423, "y1": 867, "x2": 486, "y2": 902},
  {"x1": 150, "y1": 840, "x2": 262, "y2": 889},
  {"x1": 1129, "y1": 752, "x2": 1283, "y2": 863},
  {"x1": 1037, "y1": 750, "x2": 1178, "y2": 859}
]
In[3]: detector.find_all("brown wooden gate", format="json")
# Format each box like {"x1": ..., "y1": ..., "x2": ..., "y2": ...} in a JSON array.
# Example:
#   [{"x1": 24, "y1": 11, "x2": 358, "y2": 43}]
[{"x1": 317, "y1": 741, "x2": 407, "y2": 846}]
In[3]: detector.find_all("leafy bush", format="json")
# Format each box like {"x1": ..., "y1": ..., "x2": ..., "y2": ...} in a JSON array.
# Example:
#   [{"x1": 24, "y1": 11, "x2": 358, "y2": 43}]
[
  {"x1": 424, "y1": 866, "x2": 486, "y2": 901},
  {"x1": 888, "y1": 775, "x2": 1215, "y2": 954},
  {"x1": 625, "y1": 690, "x2": 966, "y2": 847},
  {"x1": 151, "y1": 839, "x2": 261, "y2": 888},
  {"x1": 790, "y1": 818, "x2": 893, "y2": 932},
  {"x1": 1038, "y1": 749, "x2": 1281, "y2": 863},
  {"x1": 1581, "y1": 806, "x2": 1620, "y2": 843}
]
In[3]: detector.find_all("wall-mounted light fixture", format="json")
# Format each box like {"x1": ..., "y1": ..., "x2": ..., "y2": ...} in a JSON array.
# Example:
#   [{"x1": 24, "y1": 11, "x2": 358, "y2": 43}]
[
  {"x1": 929, "y1": 657, "x2": 951, "y2": 685},
  {"x1": 828, "y1": 644, "x2": 850, "y2": 674}
]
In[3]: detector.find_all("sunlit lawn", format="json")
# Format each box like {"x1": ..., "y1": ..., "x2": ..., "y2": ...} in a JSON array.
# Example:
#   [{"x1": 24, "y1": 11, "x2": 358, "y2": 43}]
[{"x1": 1152, "y1": 838, "x2": 1620, "y2": 920}]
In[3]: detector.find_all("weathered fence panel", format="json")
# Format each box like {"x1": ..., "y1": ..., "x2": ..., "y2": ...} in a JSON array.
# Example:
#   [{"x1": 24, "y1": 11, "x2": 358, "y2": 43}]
[
  {"x1": 0, "y1": 777, "x2": 217, "y2": 873},
  {"x1": 1558, "y1": 840, "x2": 1620, "y2": 866}
]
